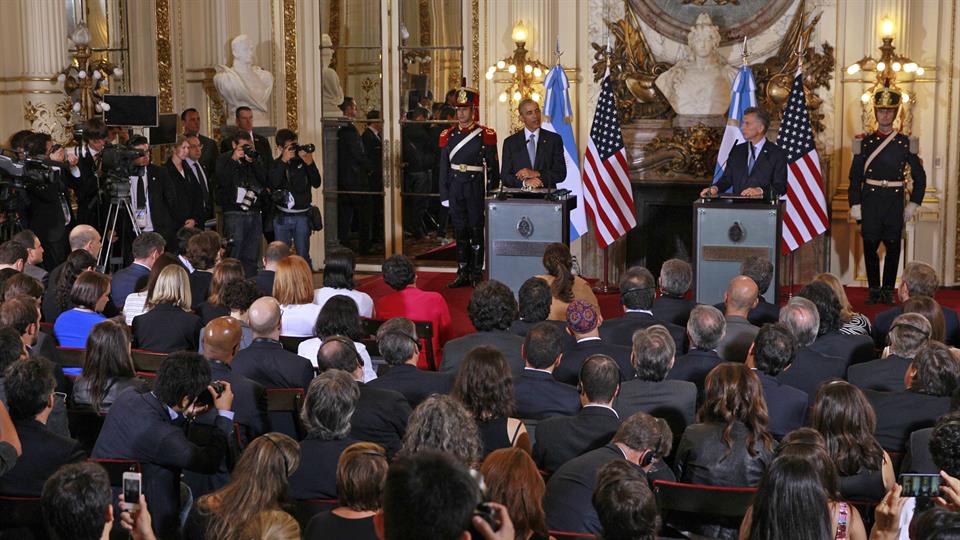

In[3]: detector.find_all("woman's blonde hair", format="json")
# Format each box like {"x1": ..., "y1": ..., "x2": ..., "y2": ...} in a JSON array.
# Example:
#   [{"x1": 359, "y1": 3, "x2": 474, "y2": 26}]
[
  {"x1": 272, "y1": 255, "x2": 314, "y2": 305},
  {"x1": 240, "y1": 510, "x2": 300, "y2": 540},
  {"x1": 147, "y1": 264, "x2": 192, "y2": 311},
  {"x1": 813, "y1": 273, "x2": 854, "y2": 322}
]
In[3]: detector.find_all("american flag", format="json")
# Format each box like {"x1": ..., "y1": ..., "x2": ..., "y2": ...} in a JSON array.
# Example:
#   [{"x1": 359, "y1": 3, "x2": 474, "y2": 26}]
[
  {"x1": 582, "y1": 73, "x2": 636, "y2": 248},
  {"x1": 777, "y1": 71, "x2": 828, "y2": 253}
]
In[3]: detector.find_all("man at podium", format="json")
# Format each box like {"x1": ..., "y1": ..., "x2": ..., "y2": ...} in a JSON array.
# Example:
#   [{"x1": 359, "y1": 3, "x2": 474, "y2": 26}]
[
  {"x1": 699, "y1": 107, "x2": 787, "y2": 199},
  {"x1": 500, "y1": 98, "x2": 566, "y2": 189}
]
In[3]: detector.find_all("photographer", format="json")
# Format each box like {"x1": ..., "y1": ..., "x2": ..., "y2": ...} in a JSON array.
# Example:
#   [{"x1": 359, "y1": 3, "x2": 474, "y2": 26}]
[
  {"x1": 72, "y1": 118, "x2": 109, "y2": 228},
  {"x1": 267, "y1": 129, "x2": 321, "y2": 268},
  {"x1": 216, "y1": 132, "x2": 266, "y2": 276},
  {"x1": 126, "y1": 136, "x2": 177, "y2": 251},
  {"x1": 22, "y1": 132, "x2": 73, "y2": 269}
]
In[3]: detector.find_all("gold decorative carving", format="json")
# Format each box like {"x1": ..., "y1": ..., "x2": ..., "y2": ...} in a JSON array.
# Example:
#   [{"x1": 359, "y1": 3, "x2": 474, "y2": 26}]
[
  {"x1": 155, "y1": 0, "x2": 173, "y2": 113},
  {"x1": 328, "y1": 0, "x2": 341, "y2": 69},
  {"x1": 283, "y1": 0, "x2": 298, "y2": 132},
  {"x1": 641, "y1": 123, "x2": 721, "y2": 178},
  {"x1": 472, "y1": 0, "x2": 479, "y2": 87},
  {"x1": 681, "y1": 0, "x2": 740, "y2": 4},
  {"x1": 186, "y1": 68, "x2": 227, "y2": 142},
  {"x1": 419, "y1": 0, "x2": 432, "y2": 46},
  {"x1": 359, "y1": 77, "x2": 380, "y2": 112},
  {"x1": 24, "y1": 99, "x2": 75, "y2": 145}
]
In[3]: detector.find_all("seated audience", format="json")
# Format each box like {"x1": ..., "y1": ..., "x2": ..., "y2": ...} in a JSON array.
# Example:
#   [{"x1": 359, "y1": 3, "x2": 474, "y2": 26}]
[
  {"x1": 716, "y1": 275, "x2": 760, "y2": 363},
  {"x1": 316, "y1": 336, "x2": 410, "y2": 455},
  {"x1": 902, "y1": 295, "x2": 947, "y2": 343},
  {"x1": 510, "y1": 276, "x2": 565, "y2": 337},
  {"x1": 43, "y1": 248, "x2": 96, "y2": 322},
  {"x1": 714, "y1": 256, "x2": 780, "y2": 326},
  {"x1": 910, "y1": 508, "x2": 960, "y2": 540},
  {"x1": 601, "y1": 266, "x2": 686, "y2": 353},
  {"x1": 535, "y1": 355, "x2": 622, "y2": 473},
  {"x1": 185, "y1": 432, "x2": 300, "y2": 540},
  {"x1": 374, "y1": 254, "x2": 451, "y2": 369},
  {"x1": 253, "y1": 240, "x2": 289, "y2": 296},
  {"x1": 652, "y1": 258, "x2": 697, "y2": 327},
  {"x1": 92, "y1": 352, "x2": 235, "y2": 539},
  {"x1": 232, "y1": 296, "x2": 315, "y2": 390},
  {"x1": 175, "y1": 226, "x2": 201, "y2": 270},
  {"x1": 41, "y1": 462, "x2": 116, "y2": 540},
  {"x1": 903, "y1": 406, "x2": 960, "y2": 474},
  {"x1": 313, "y1": 247, "x2": 374, "y2": 317},
  {"x1": 122, "y1": 252, "x2": 179, "y2": 324},
  {"x1": 616, "y1": 325, "x2": 696, "y2": 447},
  {"x1": 873, "y1": 261, "x2": 960, "y2": 347},
  {"x1": 514, "y1": 322, "x2": 579, "y2": 419},
  {"x1": 213, "y1": 277, "x2": 263, "y2": 352},
  {"x1": 398, "y1": 394, "x2": 482, "y2": 467},
  {"x1": 544, "y1": 411, "x2": 674, "y2": 534},
  {"x1": 367, "y1": 317, "x2": 452, "y2": 406},
  {"x1": 746, "y1": 323, "x2": 808, "y2": 440},
  {"x1": 667, "y1": 304, "x2": 725, "y2": 394},
  {"x1": 196, "y1": 257, "x2": 244, "y2": 325},
  {"x1": 442, "y1": 280, "x2": 524, "y2": 376},
  {"x1": 110, "y1": 232, "x2": 165, "y2": 309},
  {"x1": 2, "y1": 294, "x2": 54, "y2": 369},
  {"x1": 537, "y1": 242, "x2": 598, "y2": 321},
  {"x1": 480, "y1": 448, "x2": 554, "y2": 540},
  {"x1": 53, "y1": 270, "x2": 111, "y2": 348},
  {"x1": 810, "y1": 380, "x2": 895, "y2": 501},
  {"x1": 132, "y1": 264, "x2": 202, "y2": 352},
  {"x1": 288, "y1": 370, "x2": 359, "y2": 500},
  {"x1": 0, "y1": 401, "x2": 20, "y2": 477},
  {"x1": 237, "y1": 509, "x2": 300, "y2": 540},
  {"x1": 2, "y1": 272, "x2": 43, "y2": 303},
  {"x1": 452, "y1": 345, "x2": 530, "y2": 456},
  {"x1": 797, "y1": 281, "x2": 875, "y2": 367},
  {"x1": 0, "y1": 325, "x2": 69, "y2": 438},
  {"x1": 0, "y1": 357, "x2": 84, "y2": 496},
  {"x1": 185, "y1": 230, "x2": 221, "y2": 310},
  {"x1": 776, "y1": 297, "x2": 846, "y2": 397},
  {"x1": 866, "y1": 341, "x2": 959, "y2": 452},
  {"x1": 73, "y1": 320, "x2": 146, "y2": 412},
  {"x1": 814, "y1": 272, "x2": 872, "y2": 336},
  {"x1": 849, "y1": 312, "x2": 930, "y2": 392},
  {"x1": 274, "y1": 255, "x2": 323, "y2": 337},
  {"x1": 305, "y1": 442, "x2": 388, "y2": 540},
  {"x1": 297, "y1": 294, "x2": 376, "y2": 381},
  {"x1": 12, "y1": 229, "x2": 47, "y2": 285},
  {"x1": 555, "y1": 300, "x2": 634, "y2": 384},
  {"x1": 592, "y1": 460, "x2": 660, "y2": 540}
]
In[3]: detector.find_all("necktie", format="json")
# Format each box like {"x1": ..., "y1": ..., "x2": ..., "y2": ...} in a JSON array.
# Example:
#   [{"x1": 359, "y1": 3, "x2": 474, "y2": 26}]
[
  {"x1": 193, "y1": 163, "x2": 210, "y2": 206},
  {"x1": 747, "y1": 144, "x2": 756, "y2": 175},
  {"x1": 527, "y1": 134, "x2": 537, "y2": 168},
  {"x1": 136, "y1": 170, "x2": 146, "y2": 210}
]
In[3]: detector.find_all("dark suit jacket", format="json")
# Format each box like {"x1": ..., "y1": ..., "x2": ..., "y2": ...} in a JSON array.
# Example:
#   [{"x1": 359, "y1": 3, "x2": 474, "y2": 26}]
[
  {"x1": 901, "y1": 427, "x2": 936, "y2": 474},
  {"x1": 41, "y1": 261, "x2": 66, "y2": 323},
  {"x1": 508, "y1": 319, "x2": 567, "y2": 338},
  {"x1": 208, "y1": 360, "x2": 268, "y2": 444},
  {"x1": 361, "y1": 128, "x2": 383, "y2": 191},
  {"x1": 198, "y1": 134, "x2": 218, "y2": 180},
  {"x1": 232, "y1": 338, "x2": 315, "y2": 390},
  {"x1": 161, "y1": 158, "x2": 205, "y2": 228},
  {"x1": 351, "y1": 383, "x2": 411, "y2": 456},
  {"x1": 140, "y1": 163, "x2": 179, "y2": 244},
  {"x1": 776, "y1": 347, "x2": 847, "y2": 398},
  {"x1": 337, "y1": 124, "x2": 370, "y2": 191},
  {"x1": 873, "y1": 304, "x2": 960, "y2": 348},
  {"x1": 653, "y1": 296, "x2": 697, "y2": 327},
  {"x1": 847, "y1": 354, "x2": 912, "y2": 392},
  {"x1": 666, "y1": 348, "x2": 723, "y2": 394},
  {"x1": 0, "y1": 419, "x2": 84, "y2": 496},
  {"x1": 714, "y1": 296, "x2": 780, "y2": 326},
  {"x1": 441, "y1": 330, "x2": 525, "y2": 377},
  {"x1": 713, "y1": 140, "x2": 788, "y2": 199},
  {"x1": 808, "y1": 331, "x2": 876, "y2": 369},
  {"x1": 756, "y1": 371, "x2": 808, "y2": 440},
  {"x1": 865, "y1": 389, "x2": 951, "y2": 452},
  {"x1": 253, "y1": 269, "x2": 275, "y2": 296},
  {"x1": 288, "y1": 437, "x2": 357, "y2": 500},
  {"x1": 534, "y1": 406, "x2": 620, "y2": 473},
  {"x1": 365, "y1": 364, "x2": 452, "y2": 408},
  {"x1": 92, "y1": 390, "x2": 231, "y2": 539},
  {"x1": 110, "y1": 262, "x2": 150, "y2": 308},
  {"x1": 514, "y1": 369, "x2": 580, "y2": 420},
  {"x1": 132, "y1": 303, "x2": 202, "y2": 353},
  {"x1": 25, "y1": 170, "x2": 72, "y2": 270},
  {"x1": 600, "y1": 311, "x2": 687, "y2": 355},
  {"x1": 189, "y1": 270, "x2": 214, "y2": 310},
  {"x1": 615, "y1": 378, "x2": 696, "y2": 445},
  {"x1": 554, "y1": 337, "x2": 635, "y2": 384},
  {"x1": 500, "y1": 128, "x2": 566, "y2": 189}
]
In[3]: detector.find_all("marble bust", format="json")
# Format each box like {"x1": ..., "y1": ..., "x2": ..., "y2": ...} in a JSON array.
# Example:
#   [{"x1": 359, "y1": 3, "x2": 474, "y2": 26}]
[
  {"x1": 214, "y1": 35, "x2": 274, "y2": 118},
  {"x1": 321, "y1": 34, "x2": 345, "y2": 117},
  {"x1": 655, "y1": 13, "x2": 737, "y2": 116}
]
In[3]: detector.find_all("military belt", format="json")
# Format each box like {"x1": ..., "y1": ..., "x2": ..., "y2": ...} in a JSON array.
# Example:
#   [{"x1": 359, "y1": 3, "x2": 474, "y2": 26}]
[
  {"x1": 865, "y1": 179, "x2": 904, "y2": 188},
  {"x1": 451, "y1": 164, "x2": 484, "y2": 172}
]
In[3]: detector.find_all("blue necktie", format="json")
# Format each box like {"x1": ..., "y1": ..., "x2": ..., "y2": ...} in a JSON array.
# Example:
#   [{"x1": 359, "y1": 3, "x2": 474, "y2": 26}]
[
  {"x1": 747, "y1": 144, "x2": 756, "y2": 175},
  {"x1": 527, "y1": 134, "x2": 537, "y2": 168}
]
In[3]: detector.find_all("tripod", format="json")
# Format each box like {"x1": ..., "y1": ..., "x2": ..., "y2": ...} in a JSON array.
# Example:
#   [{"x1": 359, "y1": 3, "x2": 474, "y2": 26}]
[{"x1": 97, "y1": 192, "x2": 141, "y2": 273}]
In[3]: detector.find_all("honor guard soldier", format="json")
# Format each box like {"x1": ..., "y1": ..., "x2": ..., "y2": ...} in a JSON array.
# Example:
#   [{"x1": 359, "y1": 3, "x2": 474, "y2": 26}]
[
  {"x1": 848, "y1": 83, "x2": 926, "y2": 305},
  {"x1": 439, "y1": 86, "x2": 500, "y2": 288}
]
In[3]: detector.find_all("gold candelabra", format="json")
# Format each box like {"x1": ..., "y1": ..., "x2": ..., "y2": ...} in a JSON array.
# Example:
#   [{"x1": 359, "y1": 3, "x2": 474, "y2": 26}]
[
  {"x1": 55, "y1": 22, "x2": 123, "y2": 121},
  {"x1": 486, "y1": 21, "x2": 548, "y2": 126}
]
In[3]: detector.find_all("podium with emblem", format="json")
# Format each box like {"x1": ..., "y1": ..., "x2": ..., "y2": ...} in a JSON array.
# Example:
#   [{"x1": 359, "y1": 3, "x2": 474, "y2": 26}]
[{"x1": 485, "y1": 192, "x2": 577, "y2": 295}]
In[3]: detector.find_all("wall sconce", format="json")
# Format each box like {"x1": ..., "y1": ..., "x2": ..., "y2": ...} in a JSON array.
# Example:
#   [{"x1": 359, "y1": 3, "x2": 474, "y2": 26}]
[
  {"x1": 486, "y1": 20, "x2": 548, "y2": 128},
  {"x1": 54, "y1": 22, "x2": 123, "y2": 121}
]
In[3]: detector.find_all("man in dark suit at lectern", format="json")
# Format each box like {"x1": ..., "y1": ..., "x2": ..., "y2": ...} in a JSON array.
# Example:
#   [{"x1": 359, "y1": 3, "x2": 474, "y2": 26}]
[
  {"x1": 500, "y1": 98, "x2": 566, "y2": 189},
  {"x1": 700, "y1": 107, "x2": 787, "y2": 199}
]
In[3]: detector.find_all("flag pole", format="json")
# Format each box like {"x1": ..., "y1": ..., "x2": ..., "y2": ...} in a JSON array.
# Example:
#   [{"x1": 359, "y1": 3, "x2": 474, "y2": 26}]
[
  {"x1": 593, "y1": 39, "x2": 618, "y2": 295},
  {"x1": 786, "y1": 35, "x2": 806, "y2": 299}
]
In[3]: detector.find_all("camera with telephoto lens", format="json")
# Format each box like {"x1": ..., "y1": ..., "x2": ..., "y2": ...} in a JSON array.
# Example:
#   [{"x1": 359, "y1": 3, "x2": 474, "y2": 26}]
[
  {"x1": 270, "y1": 189, "x2": 291, "y2": 206},
  {"x1": 239, "y1": 187, "x2": 259, "y2": 212},
  {"x1": 292, "y1": 143, "x2": 315, "y2": 153},
  {"x1": 242, "y1": 145, "x2": 260, "y2": 160},
  {"x1": 0, "y1": 152, "x2": 55, "y2": 213}
]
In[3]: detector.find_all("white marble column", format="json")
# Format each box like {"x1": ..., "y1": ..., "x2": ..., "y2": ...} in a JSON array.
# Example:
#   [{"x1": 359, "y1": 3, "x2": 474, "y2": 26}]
[{"x1": 19, "y1": 0, "x2": 72, "y2": 143}]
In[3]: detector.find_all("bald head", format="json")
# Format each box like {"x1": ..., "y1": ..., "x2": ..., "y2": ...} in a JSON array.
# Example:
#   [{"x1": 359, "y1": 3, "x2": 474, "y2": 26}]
[
  {"x1": 248, "y1": 297, "x2": 282, "y2": 338},
  {"x1": 263, "y1": 241, "x2": 290, "y2": 270},
  {"x1": 69, "y1": 225, "x2": 101, "y2": 257},
  {"x1": 725, "y1": 275, "x2": 759, "y2": 315},
  {"x1": 203, "y1": 316, "x2": 243, "y2": 362}
]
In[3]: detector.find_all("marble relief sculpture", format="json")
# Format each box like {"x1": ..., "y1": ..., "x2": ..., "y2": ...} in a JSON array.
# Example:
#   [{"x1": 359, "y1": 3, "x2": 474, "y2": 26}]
[
  {"x1": 655, "y1": 13, "x2": 737, "y2": 116},
  {"x1": 214, "y1": 34, "x2": 274, "y2": 117}
]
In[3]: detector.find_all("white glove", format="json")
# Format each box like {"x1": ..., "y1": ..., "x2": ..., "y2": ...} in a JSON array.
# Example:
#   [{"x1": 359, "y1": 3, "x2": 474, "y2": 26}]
[
  {"x1": 441, "y1": 199, "x2": 450, "y2": 208},
  {"x1": 850, "y1": 204, "x2": 862, "y2": 221},
  {"x1": 904, "y1": 202, "x2": 919, "y2": 222}
]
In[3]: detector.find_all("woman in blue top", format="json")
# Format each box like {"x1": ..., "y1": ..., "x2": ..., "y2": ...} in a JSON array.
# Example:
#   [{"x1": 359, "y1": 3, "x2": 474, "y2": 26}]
[{"x1": 53, "y1": 270, "x2": 111, "y2": 348}]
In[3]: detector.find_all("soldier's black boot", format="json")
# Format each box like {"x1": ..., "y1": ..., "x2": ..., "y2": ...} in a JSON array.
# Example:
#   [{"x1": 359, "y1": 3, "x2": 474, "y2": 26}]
[
  {"x1": 880, "y1": 287, "x2": 896, "y2": 305},
  {"x1": 865, "y1": 287, "x2": 882, "y2": 305},
  {"x1": 448, "y1": 229, "x2": 473, "y2": 288},
  {"x1": 469, "y1": 226, "x2": 485, "y2": 286},
  {"x1": 449, "y1": 264, "x2": 473, "y2": 288}
]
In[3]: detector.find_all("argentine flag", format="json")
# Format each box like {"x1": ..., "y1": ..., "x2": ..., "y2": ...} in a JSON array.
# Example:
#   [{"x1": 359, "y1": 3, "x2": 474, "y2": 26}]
[
  {"x1": 542, "y1": 63, "x2": 588, "y2": 241},
  {"x1": 713, "y1": 64, "x2": 757, "y2": 187}
]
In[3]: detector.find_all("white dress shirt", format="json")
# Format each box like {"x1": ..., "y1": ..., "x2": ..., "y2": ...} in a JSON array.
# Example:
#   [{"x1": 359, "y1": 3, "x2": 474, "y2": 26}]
[
  {"x1": 298, "y1": 338, "x2": 377, "y2": 383},
  {"x1": 279, "y1": 303, "x2": 324, "y2": 337}
]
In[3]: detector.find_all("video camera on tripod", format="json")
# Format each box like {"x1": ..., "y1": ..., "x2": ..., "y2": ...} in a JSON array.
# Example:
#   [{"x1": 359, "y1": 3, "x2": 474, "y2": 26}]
[
  {"x1": 0, "y1": 151, "x2": 59, "y2": 236},
  {"x1": 98, "y1": 143, "x2": 146, "y2": 201}
]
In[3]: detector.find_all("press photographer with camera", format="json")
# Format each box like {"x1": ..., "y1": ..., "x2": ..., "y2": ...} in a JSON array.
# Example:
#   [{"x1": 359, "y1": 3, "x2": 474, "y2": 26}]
[
  {"x1": 216, "y1": 132, "x2": 267, "y2": 276},
  {"x1": 267, "y1": 129, "x2": 321, "y2": 268},
  {"x1": 125, "y1": 136, "x2": 177, "y2": 250},
  {"x1": 22, "y1": 132, "x2": 75, "y2": 269},
  {"x1": 72, "y1": 118, "x2": 109, "y2": 228}
]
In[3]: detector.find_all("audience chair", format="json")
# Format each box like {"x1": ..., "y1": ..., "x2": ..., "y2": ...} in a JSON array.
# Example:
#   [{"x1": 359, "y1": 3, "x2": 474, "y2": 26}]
[
  {"x1": 88, "y1": 458, "x2": 142, "y2": 488},
  {"x1": 67, "y1": 405, "x2": 105, "y2": 456},
  {"x1": 266, "y1": 388, "x2": 306, "y2": 440},
  {"x1": 548, "y1": 532, "x2": 596, "y2": 539},
  {"x1": 293, "y1": 498, "x2": 338, "y2": 531},
  {"x1": 38, "y1": 322, "x2": 54, "y2": 338},
  {"x1": 279, "y1": 335, "x2": 310, "y2": 354},
  {"x1": 0, "y1": 494, "x2": 47, "y2": 540},
  {"x1": 132, "y1": 349, "x2": 167, "y2": 373},
  {"x1": 54, "y1": 347, "x2": 84, "y2": 368},
  {"x1": 653, "y1": 480, "x2": 757, "y2": 536},
  {"x1": 362, "y1": 319, "x2": 436, "y2": 370}
]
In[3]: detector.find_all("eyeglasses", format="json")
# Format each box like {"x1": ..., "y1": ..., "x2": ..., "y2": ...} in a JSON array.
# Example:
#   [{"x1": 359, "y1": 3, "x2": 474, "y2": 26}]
[{"x1": 53, "y1": 392, "x2": 67, "y2": 403}]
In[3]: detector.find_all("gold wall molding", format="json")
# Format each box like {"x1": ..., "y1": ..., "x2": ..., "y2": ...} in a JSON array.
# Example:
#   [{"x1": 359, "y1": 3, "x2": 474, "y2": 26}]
[
  {"x1": 156, "y1": 0, "x2": 173, "y2": 113},
  {"x1": 283, "y1": 0, "x2": 298, "y2": 132},
  {"x1": 0, "y1": 76, "x2": 59, "y2": 83},
  {"x1": 419, "y1": 0, "x2": 432, "y2": 46},
  {"x1": 24, "y1": 99, "x2": 74, "y2": 145},
  {"x1": 472, "y1": 0, "x2": 479, "y2": 87}
]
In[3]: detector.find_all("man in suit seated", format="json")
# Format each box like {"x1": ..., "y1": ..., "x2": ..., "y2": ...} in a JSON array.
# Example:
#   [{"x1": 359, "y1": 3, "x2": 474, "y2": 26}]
[
  {"x1": 0, "y1": 357, "x2": 84, "y2": 496},
  {"x1": 593, "y1": 460, "x2": 661, "y2": 540},
  {"x1": 500, "y1": 98, "x2": 566, "y2": 189},
  {"x1": 544, "y1": 411, "x2": 675, "y2": 535},
  {"x1": 652, "y1": 258, "x2": 697, "y2": 327},
  {"x1": 798, "y1": 281, "x2": 876, "y2": 367},
  {"x1": 509, "y1": 276, "x2": 566, "y2": 337},
  {"x1": 253, "y1": 241, "x2": 289, "y2": 296},
  {"x1": 41, "y1": 463, "x2": 119, "y2": 540},
  {"x1": 873, "y1": 261, "x2": 960, "y2": 348},
  {"x1": 317, "y1": 336, "x2": 411, "y2": 456},
  {"x1": 776, "y1": 297, "x2": 846, "y2": 397},
  {"x1": 12, "y1": 230, "x2": 48, "y2": 286},
  {"x1": 667, "y1": 304, "x2": 725, "y2": 395},
  {"x1": 866, "y1": 341, "x2": 959, "y2": 452},
  {"x1": 616, "y1": 325, "x2": 696, "y2": 449},
  {"x1": 367, "y1": 317, "x2": 452, "y2": 407},
  {"x1": 716, "y1": 275, "x2": 760, "y2": 363},
  {"x1": 110, "y1": 232, "x2": 166, "y2": 309},
  {"x1": 713, "y1": 256, "x2": 780, "y2": 326},
  {"x1": 600, "y1": 266, "x2": 686, "y2": 354},
  {"x1": 849, "y1": 313, "x2": 931, "y2": 392},
  {"x1": 514, "y1": 322, "x2": 580, "y2": 420},
  {"x1": 535, "y1": 355, "x2": 622, "y2": 473},
  {"x1": 92, "y1": 352, "x2": 235, "y2": 539},
  {"x1": 903, "y1": 408, "x2": 960, "y2": 474},
  {"x1": 699, "y1": 106, "x2": 787, "y2": 200},
  {"x1": 442, "y1": 280, "x2": 525, "y2": 377},
  {"x1": 232, "y1": 296, "x2": 315, "y2": 390},
  {"x1": 555, "y1": 300, "x2": 634, "y2": 384},
  {"x1": 746, "y1": 323, "x2": 808, "y2": 440},
  {"x1": 42, "y1": 225, "x2": 102, "y2": 323}
]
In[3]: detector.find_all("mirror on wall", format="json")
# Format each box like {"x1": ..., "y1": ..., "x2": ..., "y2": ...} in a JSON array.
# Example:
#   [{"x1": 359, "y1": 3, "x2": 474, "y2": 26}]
[{"x1": 65, "y1": 0, "x2": 130, "y2": 93}]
